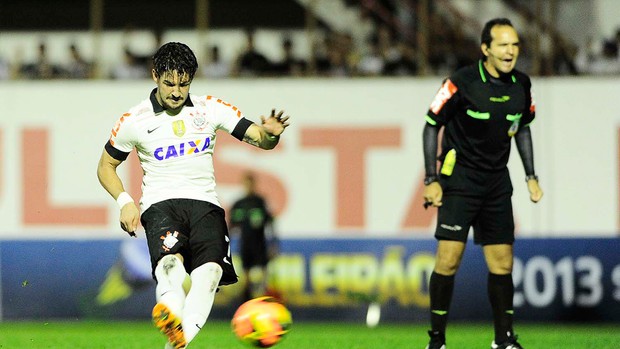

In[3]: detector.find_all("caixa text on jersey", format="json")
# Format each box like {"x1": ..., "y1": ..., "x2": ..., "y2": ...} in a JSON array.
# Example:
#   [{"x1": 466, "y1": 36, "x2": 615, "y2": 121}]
[{"x1": 153, "y1": 137, "x2": 212, "y2": 161}]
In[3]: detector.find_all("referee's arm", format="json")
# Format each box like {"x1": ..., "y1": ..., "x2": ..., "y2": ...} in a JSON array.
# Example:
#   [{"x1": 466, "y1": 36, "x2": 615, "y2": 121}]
[
  {"x1": 514, "y1": 126, "x2": 543, "y2": 203},
  {"x1": 422, "y1": 122, "x2": 443, "y2": 207}
]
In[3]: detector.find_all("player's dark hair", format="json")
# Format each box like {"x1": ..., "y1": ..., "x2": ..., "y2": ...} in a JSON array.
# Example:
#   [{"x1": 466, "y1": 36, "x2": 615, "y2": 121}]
[
  {"x1": 481, "y1": 18, "x2": 514, "y2": 46},
  {"x1": 152, "y1": 42, "x2": 198, "y2": 80}
]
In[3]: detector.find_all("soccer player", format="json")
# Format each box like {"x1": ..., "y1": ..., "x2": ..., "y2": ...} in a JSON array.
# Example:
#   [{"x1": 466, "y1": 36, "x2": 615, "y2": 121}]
[
  {"x1": 421, "y1": 18, "x2": 543, "y2": 349},
  {"x1": 229, "y1": 172, "x2": 278, "y2": 301},
  {"x1": 97, "y1": 42, "x2": 290, "y2": 349}
]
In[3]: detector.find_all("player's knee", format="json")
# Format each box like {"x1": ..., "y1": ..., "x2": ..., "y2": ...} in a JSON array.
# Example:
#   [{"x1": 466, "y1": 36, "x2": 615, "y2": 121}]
[
  {"x1": 158, "y1": 254, "x2": 182, "y2": 269},
  {"x1": 434, "y1": 263, "x2": 459, "y2": 276},
  {"x1": 192, "y1": 262, "x2": 223, "y2": 292},
  {"x1": 155, "y1": 254, "x2": 186, "y2": 283},
  {"x1": 488, "y1": 260, "x2": 513, "y2": 274},
  {"x1": 203, "y1": 262, "x2": 223, "y2": 277},
  {"x1": 434, "y1": 254, "x2": 462, "y2": 275},
  {"x1": 484, "y1": 248, "x2": 513, "y2": 274}
]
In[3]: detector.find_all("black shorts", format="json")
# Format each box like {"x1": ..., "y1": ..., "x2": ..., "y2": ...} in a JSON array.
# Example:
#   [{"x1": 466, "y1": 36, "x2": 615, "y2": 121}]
[
  {"x1": 141, "y1": 199, "x2": 238, "y2": 286},
  {"x1": 435, "y1": 165, "x2": 515, "y2": 245}
]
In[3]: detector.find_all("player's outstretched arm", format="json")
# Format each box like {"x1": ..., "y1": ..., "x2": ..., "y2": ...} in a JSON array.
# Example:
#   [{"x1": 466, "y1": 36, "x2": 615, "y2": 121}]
[
  {"x1": 97, "y1": 150, "x2": 140, "y2": 236},
  {"x1": 243, "y1": 109, "x2": 290, "y2": 150}
]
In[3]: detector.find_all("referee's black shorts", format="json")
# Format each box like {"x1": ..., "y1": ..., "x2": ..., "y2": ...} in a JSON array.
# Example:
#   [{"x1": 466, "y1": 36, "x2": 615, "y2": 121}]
[
  {"x1": 435, "y1": 164, "x2": 515, "y2": 245},
  {"x1": 141, "y1": 198, "x2": 238, "y2": 285},
  {"x1": 240, "y1": 241, "x2": 269, "y2": 270}
]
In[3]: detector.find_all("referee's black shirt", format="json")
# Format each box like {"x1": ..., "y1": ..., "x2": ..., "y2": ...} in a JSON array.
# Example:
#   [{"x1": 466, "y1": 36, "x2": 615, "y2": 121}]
[{"x1": 426, "y1": 60, "x2": 535, "y2": 172}]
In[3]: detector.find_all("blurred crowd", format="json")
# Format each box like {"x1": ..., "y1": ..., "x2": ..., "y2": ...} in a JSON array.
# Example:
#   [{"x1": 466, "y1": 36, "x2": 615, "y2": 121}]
[
  {"x1": 573, "y1": 29, "x2": 620, "y2": 75},
  {"x1": 1, "y1": 22, "x2": 619, "y2": 80},
  {"x1": 0, "y1": 26, "x2": 425, "y2": 80}
]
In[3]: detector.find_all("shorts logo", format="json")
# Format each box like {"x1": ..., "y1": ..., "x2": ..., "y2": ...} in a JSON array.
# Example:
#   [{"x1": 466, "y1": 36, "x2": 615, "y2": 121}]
[
  {"x1": 160, "y1": 231, "x2": 180, "y2": 252},
  {"x1": 440, "y1": 224, "x2": 462, "y2": 231}
]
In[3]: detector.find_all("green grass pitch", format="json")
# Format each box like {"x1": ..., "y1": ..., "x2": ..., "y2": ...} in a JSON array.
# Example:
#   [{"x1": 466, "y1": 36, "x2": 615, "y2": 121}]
[{"x1": 0, "y1": 320, "x2": 618, "y2": 348}]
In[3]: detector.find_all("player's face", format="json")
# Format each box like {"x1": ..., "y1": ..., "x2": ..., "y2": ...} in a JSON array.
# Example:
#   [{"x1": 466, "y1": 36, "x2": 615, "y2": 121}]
[
  {"x1": 482, "y1": 25, "x2": 520, "y2": 76},
  {"x1": 152, "y1": 70, "x2": 192, "y2": 113}
]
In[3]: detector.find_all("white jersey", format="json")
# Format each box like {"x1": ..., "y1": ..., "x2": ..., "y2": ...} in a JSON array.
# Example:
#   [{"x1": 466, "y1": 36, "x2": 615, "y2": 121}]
[{"x1": 108, "y1": 89, "x2": 250, "y2": 212}]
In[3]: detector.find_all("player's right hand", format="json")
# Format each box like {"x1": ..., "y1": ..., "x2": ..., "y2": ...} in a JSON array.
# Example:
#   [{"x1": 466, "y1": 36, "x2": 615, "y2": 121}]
[{"x1": 119, "y1": 202, "x2": 140, "y2": 237}]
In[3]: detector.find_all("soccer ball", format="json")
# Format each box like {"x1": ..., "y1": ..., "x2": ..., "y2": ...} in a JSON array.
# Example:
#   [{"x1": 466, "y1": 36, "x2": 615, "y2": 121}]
[{"x1": 231, "y1": 296, "x2": 292, "y2": 348}]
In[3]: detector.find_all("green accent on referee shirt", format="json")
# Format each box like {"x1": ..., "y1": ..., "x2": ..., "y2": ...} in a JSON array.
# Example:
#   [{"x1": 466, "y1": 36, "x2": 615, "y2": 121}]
[
  {"x1": 425, "y1": 115, "x2": 437, "y2": 125},
  {"x1": 478, "y1": 60, "x2": 487, "y2": 83},
  {"x1": 506, "y1": 113, "x2": 522, "y2": 121},
  {"x1": 466, "y1": 109, "x2": 490, "y2": 120},
  {"x1": 478, "y1": 60, "x2": 516, "y2": 83},
  {"x1": 432, "y1": 310, "x2": 448, "y2": 316},
  {"x1": 490, "y1": 96, "x2": 511, "y2": 102},
  {"x1": 505, "y1": 310, "x2": 514, "y2": 315}
]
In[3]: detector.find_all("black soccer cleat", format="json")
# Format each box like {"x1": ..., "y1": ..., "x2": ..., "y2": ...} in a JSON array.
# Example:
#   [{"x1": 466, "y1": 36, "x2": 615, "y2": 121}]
[
  {"x1": 425, "y1": 330, "x2": 446, "y2": 349},
  {"x1": 491, "y1": 334, "x2": 524, "y2": 349}
]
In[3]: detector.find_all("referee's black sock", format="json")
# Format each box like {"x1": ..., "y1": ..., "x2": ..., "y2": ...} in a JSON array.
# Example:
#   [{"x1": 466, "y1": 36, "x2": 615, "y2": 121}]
[
  {"x1": 488, "y1": 272, "x2": 514, "y2": 344},
  {"x1": 429, "y1": 272, "x2": 455, "y2": 334}
]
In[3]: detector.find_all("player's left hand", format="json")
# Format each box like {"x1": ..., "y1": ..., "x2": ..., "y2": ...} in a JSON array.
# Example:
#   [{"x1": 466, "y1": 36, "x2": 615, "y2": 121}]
[
  {"x1": 260, "y1": 109, "x2": 290, "y2": 137},
  {"x1": 527, "y1": 179, "x2": 543, "y2": 203}
]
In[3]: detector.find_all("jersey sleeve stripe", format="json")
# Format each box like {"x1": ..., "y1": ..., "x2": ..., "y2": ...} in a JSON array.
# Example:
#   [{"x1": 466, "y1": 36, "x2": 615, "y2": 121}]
[
  {"x1": 231, "y1": 118, "x2": 253, "y2": 141},
  {"x1": 105, "y1": 140, "x2": 130, "y2": 161}
]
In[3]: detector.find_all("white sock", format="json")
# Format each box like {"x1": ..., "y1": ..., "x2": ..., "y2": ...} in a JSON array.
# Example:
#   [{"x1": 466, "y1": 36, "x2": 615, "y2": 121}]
[
  {"x1": 154, "y1": 255, "x2": 187, "y2": 317},
  {"x1": 182, "y1": 262, "x2": 222, "y2": 343}
]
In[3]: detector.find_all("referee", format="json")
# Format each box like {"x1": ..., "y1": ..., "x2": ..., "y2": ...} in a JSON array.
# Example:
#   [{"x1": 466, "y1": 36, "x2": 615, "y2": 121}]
[
  {"x1": 421, "y1": 18, "x2": 543, "y2": 349},
  {"x1": 229, "y1": 172, "x2": 278, "y2": 301}
]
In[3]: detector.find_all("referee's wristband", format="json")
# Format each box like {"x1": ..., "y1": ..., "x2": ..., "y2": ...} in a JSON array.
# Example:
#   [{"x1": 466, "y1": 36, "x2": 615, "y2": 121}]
[
  {"x1": 424, "y1": 175, "x2": 439, "y2": 186},
  {"x1": 116, "y1": 192, "x2": 134, "y2": 209},
  {"x1": 525, "y1": 174, "x2": 538, "y2": 182}
]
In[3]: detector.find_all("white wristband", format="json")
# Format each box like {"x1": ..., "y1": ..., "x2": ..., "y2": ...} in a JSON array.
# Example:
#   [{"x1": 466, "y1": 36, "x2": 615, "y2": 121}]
[{"x1": 116, "y1": 192, "x2": 134, "y2": 209}]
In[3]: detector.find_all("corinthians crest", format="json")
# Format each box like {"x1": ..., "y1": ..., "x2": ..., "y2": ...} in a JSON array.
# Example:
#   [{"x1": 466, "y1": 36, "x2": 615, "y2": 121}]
[
  {"x1": 191, "y1": 111, "x2": 207, "y2": 131},
  {"x1": 172, "y1": 120, "x2": 186, "y2": 137}
]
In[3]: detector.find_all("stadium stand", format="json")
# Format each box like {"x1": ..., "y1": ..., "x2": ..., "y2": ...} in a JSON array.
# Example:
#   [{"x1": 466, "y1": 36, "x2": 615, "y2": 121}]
[{"x1": 0, "y1": 0, "x2": 618, "y2": 79}]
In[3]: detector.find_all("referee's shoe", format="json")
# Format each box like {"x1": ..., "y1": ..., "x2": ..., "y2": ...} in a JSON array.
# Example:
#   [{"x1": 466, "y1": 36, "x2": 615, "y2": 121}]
[
  {"x1": 425, "y1": 330, "x2": 446, "y2": 349},
  {"x1": 491, "y1": 334, "x2": 524, "y2": 349}
]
